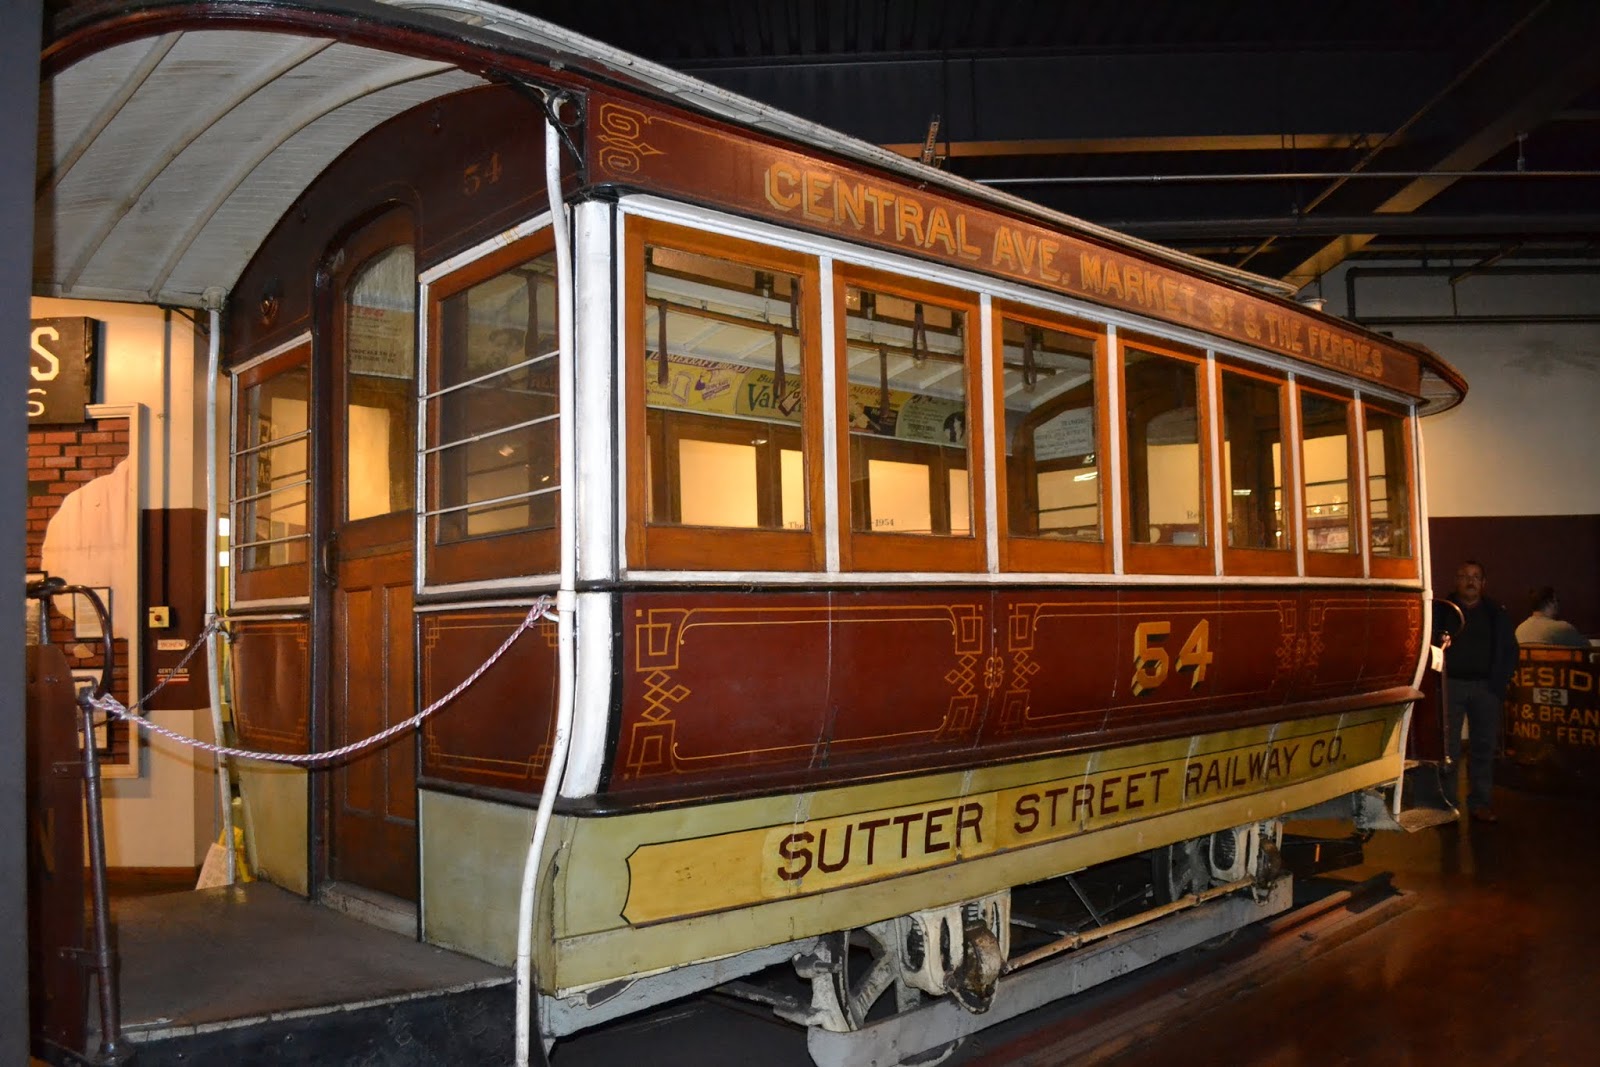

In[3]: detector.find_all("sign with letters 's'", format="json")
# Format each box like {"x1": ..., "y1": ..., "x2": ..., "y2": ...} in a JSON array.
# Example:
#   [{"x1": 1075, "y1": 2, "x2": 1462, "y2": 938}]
[{"x1": 28, "y1": 317, "x2": 99, "y2": 424}]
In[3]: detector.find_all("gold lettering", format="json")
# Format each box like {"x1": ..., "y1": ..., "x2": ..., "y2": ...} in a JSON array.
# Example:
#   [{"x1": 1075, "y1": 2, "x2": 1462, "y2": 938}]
[
  {"x1": 764, "y1": 162, "x2": 801, "y2": 211},
  {"x1": 1080, "y1": 252, "x2": 1104, "y2": 291},
  {"x1": 1102, "y1": 259, "x2": 1125, "y2": 300},
  {"x1": 1039, "y1": 238, "x2": 1063, "y2": 282},
  {"x1": 1015, "y1": 231, "x2": 1039, "y2": 275},
  {"x1": 803, "y1": 171, "x2": 833, "y2": 222},
  {"x1": 992, "y1": 227, "x2": 1019, "y2": 271},
  {"x1": 924, "y1": 206, "x2": 957, "y2": 254},
  {"x1": 863, "y1": 187, "x2": 895, "y2": 235},
  {"x1": 956, "y1": 215, "x2": 982, "y2": 260},
  {"x1": 895, "y1": 198, "x2": 927, "y2": 246},
  {"x1": 1161, "y1": 277, "x2": 1181, "y2": 313},
  {"x1": 836, "y1": 180, "x2": 866, "y2": 230},
  {"x1": 1124, "y1": 264, "x2": 1145, "y2": 306},
  {"x1": 1179, "y1": 283, "x2": 1198, "y2": 317}
]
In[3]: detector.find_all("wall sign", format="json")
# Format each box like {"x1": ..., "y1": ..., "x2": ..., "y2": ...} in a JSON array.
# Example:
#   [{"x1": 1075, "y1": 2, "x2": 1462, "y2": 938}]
[{"x1": 28, "y1": 317, "x2": 99, "y2": 424}]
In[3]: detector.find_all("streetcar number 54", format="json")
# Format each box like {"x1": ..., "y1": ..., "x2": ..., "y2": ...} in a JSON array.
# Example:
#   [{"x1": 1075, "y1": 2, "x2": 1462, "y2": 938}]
[{"x1": 1131, "y1": 619, "x2": 1213, "y2": 696}]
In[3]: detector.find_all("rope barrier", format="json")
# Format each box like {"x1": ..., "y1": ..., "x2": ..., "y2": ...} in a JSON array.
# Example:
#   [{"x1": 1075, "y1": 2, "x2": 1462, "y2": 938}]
[{"x1": 88, "y1": 597, "x2": 556, "y2": 766}]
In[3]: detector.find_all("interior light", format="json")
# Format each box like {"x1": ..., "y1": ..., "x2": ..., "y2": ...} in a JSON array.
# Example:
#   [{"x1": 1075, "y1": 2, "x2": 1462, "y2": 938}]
[
  {"x1": 1232, "y1": 489, "x2": 1252, "y2": 496},
  {"x1": 1073, "y1": 471, "x2": 1098, "y2": 482},
  {"x1": 497, "y1": 444, "x2": 517, "y2": 458},
  {"x1": 217, "y1": 549, "x2": 230, "y2": 569},
  {"x1": 752, "y1": 438, "x2": 768, "y2": 445},
  {"x1": 217, "y1": 516, "x2": 231, "y2": 537}
]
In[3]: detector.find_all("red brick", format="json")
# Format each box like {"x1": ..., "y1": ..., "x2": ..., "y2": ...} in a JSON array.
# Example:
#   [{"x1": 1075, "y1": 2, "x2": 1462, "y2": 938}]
[
  {"x1": 45, "y1": 456, "x2": 78, "y2": 469},
  {"x1": 80, "y1": 431, "x2": 113, "y2": 444},
  {"x1": 64, "y1": 445, "x2": 91, "y2": 457},
  {"x1": 63, "y1": 469, "x2": 98, "y2": 482},
  {"x1": 27, "y1": 456, "x2": 50, "y2": 470},
  {"x1": 29, "y1": 444, "x2": 60, "y2": 457},
  {"x1": 82, "y1": 456, "x2": 115, "y2": 470},
  {"x1": 26, "y1": 507, "x2": 49, "y2": 519},
  {"x1": 43, "y1": 432, "x2": 76, "y2": 444},
  {"x1": 112, "y1": 432, "x2": 130, "y2": 442},
  {"x1": 99, "y1": 419, "x2": 127, "y2": 431},
  {"x1": 96, "y1": 445, "x2": 127, "y2": 457},
  {"x1": 27, "y1": 520, "x2": 48, "y2": 532},
  {"x1": 36, "y1": 494, "x2": 64, "y2": 507}
]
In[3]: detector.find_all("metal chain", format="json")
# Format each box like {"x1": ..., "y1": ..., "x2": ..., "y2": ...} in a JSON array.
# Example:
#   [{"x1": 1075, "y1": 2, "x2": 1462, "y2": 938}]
[{"x1": 89, "y1": 597, "x2": 556, "y2": 765}]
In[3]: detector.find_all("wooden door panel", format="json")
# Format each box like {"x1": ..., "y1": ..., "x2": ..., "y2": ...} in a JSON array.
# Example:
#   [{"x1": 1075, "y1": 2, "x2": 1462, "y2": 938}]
[
  {"x1": 386, "y1": 579, "x2": 418, "y2": 822},
  {"x1": 330, "y1": 549, "x2": 417, "y2": 901}
]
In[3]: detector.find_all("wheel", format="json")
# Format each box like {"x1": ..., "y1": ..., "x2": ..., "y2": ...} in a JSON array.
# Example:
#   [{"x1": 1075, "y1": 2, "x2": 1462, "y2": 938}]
[
  {"x1": 1151, "y1": 838, "x2": 1208, "y2": 904},
  {"x1": 809, "y1": 923, "x2": 966, "y2": 1065}
]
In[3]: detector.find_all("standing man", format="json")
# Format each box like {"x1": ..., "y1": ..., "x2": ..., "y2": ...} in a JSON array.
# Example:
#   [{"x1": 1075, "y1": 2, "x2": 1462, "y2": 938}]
[{"x1": 1442, "y1": 560, "x2": 1519, "y2": 823}]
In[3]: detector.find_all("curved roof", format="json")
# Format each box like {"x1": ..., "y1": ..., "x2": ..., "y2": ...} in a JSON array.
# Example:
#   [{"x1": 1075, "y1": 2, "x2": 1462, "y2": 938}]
[{"x1": 36, "y1": 0, "x2": 1464, "y2": 408}]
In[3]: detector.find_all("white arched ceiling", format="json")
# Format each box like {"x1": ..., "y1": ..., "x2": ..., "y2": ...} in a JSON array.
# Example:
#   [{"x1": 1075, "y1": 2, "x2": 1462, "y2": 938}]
[{"x1": 35, "y1": 26, "x2": 483, "y2": 307}]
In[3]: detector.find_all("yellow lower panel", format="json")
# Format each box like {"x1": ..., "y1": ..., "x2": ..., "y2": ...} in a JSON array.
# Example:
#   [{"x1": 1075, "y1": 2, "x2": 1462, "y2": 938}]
[
  {"x1": 547, "y1": 707, "x2": 1403, "y2": 991},
  {"x1": 237, "y1": 764, "x2": 308, "y2": 896}
]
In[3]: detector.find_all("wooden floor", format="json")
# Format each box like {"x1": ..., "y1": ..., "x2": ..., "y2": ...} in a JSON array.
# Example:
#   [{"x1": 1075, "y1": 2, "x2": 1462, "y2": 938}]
[
  {"x1": 956, "y1": 784, "x2": 1600, "y2": 1067},
  {"x1": 1093, "y1": 785, "x2": 1600, "y2": 1067}
]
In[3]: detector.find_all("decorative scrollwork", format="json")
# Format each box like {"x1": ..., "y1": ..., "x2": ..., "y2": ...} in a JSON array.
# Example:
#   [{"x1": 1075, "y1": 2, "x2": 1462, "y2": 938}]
[{"x1": 596, "y1": 102, "x2": 664, "y2": 176}]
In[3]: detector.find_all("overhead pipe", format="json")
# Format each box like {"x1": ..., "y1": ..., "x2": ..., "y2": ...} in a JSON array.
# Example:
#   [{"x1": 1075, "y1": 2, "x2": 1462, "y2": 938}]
[
  {"x1": 1345, "y1": 264, "x2": 1600, "y2": 326},
  {"x1": 980, "y1": 169, "x2": 1600, "y2": 186},
  {"x1": 1107, "y1": 214, "x2": 1600, "y2": 239}
]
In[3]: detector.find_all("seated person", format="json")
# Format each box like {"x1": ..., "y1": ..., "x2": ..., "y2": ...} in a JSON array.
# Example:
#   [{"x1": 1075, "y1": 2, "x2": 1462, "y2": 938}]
[{"x1": 1514, "y1": 586, "x2": 1589, "y2": 648}]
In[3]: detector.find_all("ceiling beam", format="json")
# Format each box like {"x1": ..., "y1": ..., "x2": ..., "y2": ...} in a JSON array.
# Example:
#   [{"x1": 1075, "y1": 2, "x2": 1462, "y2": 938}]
[
  {"x1": 876, "y1": 133, "x2": 1391, "y2": 159},
  {"x1": 1279, "y1": 0, "x2": 1600, "y2": 289},
  {"x1": 1112, "y1": 214, "x2": 1600, "y2": 240}
]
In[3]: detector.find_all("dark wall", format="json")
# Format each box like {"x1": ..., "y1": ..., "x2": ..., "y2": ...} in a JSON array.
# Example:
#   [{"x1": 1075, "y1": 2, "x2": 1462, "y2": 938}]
[
  {"x1": 1430, "y1": 515, "x2": 1600, "y2": 635},
  {"x1": 4, "y1": 1, "x2": 42, "y2": 1055}
]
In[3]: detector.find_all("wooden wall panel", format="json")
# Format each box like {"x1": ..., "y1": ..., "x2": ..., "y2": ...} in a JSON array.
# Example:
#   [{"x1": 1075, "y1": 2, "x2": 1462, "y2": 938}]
[
  {"x1": 418, "y1": 608, "x2": 559, "y2": 795},
  {"x1": 607, "y1": 585, "x2": 1424, "y2": 801},
  {"x1": 231, "y1": 619, "x2": 310, "y2": 754}
]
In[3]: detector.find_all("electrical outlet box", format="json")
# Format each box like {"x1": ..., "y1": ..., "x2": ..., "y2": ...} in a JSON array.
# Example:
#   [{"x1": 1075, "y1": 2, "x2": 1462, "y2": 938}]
[{"x1": 147, "y1": 605, "x2": 171, "y2": 629}]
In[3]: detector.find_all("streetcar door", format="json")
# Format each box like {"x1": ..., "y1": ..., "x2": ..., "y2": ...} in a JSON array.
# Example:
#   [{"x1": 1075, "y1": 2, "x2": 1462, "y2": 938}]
[{"x1": 322, "y1": 211, "x2": 419, "y2": 903}]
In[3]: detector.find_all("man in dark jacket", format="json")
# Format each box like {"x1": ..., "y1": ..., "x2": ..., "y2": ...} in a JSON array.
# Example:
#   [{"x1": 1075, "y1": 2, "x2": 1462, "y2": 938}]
[{"x1": 1441, "y1": 559, "x2": 1519, "y2": 823}]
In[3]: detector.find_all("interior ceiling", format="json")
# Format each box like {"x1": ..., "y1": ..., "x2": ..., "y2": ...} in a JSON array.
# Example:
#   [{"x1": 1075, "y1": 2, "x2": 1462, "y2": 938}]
[{"x1": 507, "y1": 0, "x2": 1600, "y2": 292}]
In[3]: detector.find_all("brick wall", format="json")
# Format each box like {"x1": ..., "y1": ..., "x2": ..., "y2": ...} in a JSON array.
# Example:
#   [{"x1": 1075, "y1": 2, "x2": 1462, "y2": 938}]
[{"x1": 27, "y1": 417, "x2": 133, "y2": 764}]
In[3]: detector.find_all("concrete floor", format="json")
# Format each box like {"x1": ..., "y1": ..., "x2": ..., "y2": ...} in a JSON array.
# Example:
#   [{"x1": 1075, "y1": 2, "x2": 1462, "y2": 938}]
[{"x1": 1098, "y1": 785, "x2": 1600, "y2": 1067}]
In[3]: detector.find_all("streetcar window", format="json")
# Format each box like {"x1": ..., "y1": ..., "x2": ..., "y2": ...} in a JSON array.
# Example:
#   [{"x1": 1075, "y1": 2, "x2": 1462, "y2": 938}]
[
  {"x1": 843, "y1": 284, "x2": 972, "y2": 538},
  {"x1": 643, "y1": 243, "x2": 808, "y2": 533},
  {"x1": 236, "y1": 362, "x2": 310, "y2": 572},
  {"x1": 1365, "y1": 405, "x2": 1412, "y2": 559},
  {"x1": 431, "y1": 246, "x2": 559, "y2": 543},
  {"x1": 1220, "y1": 370, "x2": 1287, "y2": 551},
  {"x1": 344, "y1": 244, "x2": 416, "y2": 523},
  {"x1": 999, "y1": 317, "x2": 1100, "y2": 541},
  {"x1": 1300, "y1": 391, "x2": 1355, "y2": 554},
  {"x1": 1123, "y1": 345, "x2": 1204, "y2": 547}
]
